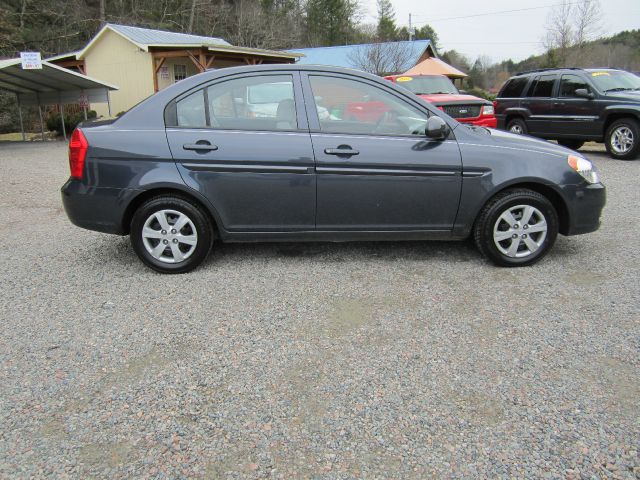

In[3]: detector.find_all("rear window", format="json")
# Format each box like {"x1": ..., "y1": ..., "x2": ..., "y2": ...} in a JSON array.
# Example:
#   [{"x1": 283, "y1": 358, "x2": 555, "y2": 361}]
[
  {"x1": 500, "y1": 77, "x2": 528, "y2": 98},
  {"x1": 528, "y1": 75, "x2": 557, "y2": 97}
]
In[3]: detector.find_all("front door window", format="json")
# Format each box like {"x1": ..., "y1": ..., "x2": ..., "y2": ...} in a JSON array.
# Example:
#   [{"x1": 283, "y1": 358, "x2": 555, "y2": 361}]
[{"x1": 308, "y1": 75, "x2": 429, "y2": 136}]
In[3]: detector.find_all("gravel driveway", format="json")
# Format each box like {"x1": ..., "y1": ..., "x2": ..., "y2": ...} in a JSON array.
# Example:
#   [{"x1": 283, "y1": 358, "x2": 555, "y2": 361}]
[{"x1": 0, "y1": 141, "x2": 638, "y2": 479}]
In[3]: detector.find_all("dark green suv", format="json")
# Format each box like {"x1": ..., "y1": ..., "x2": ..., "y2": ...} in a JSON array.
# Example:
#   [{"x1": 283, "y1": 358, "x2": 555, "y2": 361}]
[{"x1": 495, "y1": 68, "x2": 640, "y2": 160}]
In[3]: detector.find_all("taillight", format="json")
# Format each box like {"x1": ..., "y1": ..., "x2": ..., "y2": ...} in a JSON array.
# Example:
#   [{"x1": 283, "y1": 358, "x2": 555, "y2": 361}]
[
  {"x1": 493, "y1": 100, "x2": 497, "y2": 109},
  {"x1": 69, "y1": 128, "x2": 88, "y2": 179}
]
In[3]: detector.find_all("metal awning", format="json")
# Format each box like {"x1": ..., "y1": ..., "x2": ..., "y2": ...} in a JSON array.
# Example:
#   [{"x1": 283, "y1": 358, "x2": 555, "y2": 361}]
[
  {"x1": 0, "y1": 58, "x2": 118, "y2": 140},
  {"x1": 0, "y1": 58, "x2": 117, "y2": 106}
]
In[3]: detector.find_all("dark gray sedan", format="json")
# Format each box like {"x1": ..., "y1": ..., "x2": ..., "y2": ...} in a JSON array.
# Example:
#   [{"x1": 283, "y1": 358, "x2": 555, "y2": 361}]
[{"x1": 61, "y1": 65, "x2": 605, "y2": 273}]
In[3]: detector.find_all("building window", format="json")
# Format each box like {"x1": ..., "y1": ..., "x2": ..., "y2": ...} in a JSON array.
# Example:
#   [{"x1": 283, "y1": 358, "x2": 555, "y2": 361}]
[{"x1": 174, "y1": 64, "x2": 187, "y2": 83}]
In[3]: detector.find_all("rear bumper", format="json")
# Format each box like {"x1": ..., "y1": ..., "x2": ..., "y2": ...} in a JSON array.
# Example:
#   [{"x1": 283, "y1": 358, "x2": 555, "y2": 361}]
[
  {"x1": 457, "y1": 115, "x2": 498, "y2": 128},
  {"x1": 561, "y1": 182, "x2": 606, "y2": 236},
  {"x1": 61, "y1": 179, "x2": 138, "y2": 235}
]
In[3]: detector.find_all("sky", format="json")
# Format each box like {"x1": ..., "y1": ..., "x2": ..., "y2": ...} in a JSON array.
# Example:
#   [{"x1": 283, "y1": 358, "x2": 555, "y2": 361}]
[{"x1": 359, "y1": 0, "x2": 640, "y2": 63}]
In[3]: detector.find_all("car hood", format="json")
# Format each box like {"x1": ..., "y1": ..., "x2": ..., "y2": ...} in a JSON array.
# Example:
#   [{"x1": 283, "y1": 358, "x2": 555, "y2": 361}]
[
  {"x1": 458, "y1": 125, "x2": 575, "y2": 158},
  {"x1": 418, "y1": 93, "x2": 489, "y2": 105}
]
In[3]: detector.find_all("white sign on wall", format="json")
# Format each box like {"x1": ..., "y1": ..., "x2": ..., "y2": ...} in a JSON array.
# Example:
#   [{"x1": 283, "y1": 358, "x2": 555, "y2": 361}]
[
  {"x1": 20, "y1": 52, "x2": 42, "y2": 69},
  {"x1": 78, "y1": 92, "x2": 89, "y2": 108}
]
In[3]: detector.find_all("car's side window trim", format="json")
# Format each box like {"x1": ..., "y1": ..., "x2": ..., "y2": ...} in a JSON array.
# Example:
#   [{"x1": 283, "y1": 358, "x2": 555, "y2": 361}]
[
  {"x1": 165, "y1": 71, "x2": 309, "y2": 133},
  {"x1": 299, "y1": 71, "x2": 441, "y2": 138}
]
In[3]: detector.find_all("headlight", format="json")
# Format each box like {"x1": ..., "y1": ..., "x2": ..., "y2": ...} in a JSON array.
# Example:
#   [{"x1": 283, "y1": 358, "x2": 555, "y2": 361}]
[
  {"x1": 482, "y1": 105, "x2": 494, "y2": 115},
  {"x1": 568, "y1": 154, "x2": 599, "y2": 184}
]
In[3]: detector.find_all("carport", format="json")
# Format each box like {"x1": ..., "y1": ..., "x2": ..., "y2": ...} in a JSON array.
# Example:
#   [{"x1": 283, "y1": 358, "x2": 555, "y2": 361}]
[{"x1": 0, "y1": 58, "x2": 118, "y2": 140}]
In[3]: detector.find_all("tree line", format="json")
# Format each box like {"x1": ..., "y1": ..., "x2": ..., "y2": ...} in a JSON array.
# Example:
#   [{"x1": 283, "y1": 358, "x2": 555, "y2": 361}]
[{"x1": 0, "y1": 0, "x2": 438, "y2": 57}]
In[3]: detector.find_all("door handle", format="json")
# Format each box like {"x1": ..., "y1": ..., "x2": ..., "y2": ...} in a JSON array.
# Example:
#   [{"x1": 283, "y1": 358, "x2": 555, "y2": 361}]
[
  {"x1": 183, "y1": 142, "x2": 218, "y2": 152},
  {"x1": 324, "y1": 146, "x2": 359, "y2": 156},
  {"x1": 553, "y1": 102, "x2": 565, "y2": 106}
]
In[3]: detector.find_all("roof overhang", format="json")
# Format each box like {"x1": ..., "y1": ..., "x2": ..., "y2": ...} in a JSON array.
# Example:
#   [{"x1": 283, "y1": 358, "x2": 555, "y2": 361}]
[
  {"x1": 0, "y1": 58, "x2": 118, "y2": 106},
  {"x1": 146, "y1": 44, "x2": 302, "y2": 60}
]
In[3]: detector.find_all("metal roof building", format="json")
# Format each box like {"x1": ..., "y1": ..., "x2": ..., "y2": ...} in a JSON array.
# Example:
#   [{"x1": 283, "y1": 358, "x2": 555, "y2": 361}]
[{"x1": 289, "y1": 40, "x2": 435, "y2": 72}]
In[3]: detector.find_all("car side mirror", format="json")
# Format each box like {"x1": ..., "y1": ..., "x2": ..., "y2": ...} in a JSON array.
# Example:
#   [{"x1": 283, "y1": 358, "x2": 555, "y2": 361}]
[
  {"x1": 575, "y1": 88, "x2": 594, "y2": 99},
  {"x1": 425, "y1": 116, "x2": 449, "y2": 140}
]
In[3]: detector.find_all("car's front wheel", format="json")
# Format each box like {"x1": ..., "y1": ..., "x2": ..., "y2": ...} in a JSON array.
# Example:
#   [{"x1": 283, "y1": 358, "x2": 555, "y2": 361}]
[
  {"x1": 474, "y1": 189, "x2": 558, "y2": 267},
  {"x1": 507, "y1": 117, "x2": 528, "y2": 135},
  {"x1": 605, "y1": 118, "x2": 639, "y2": 160},
  {"x1": 130, "y1": 195, "x2": 213, "y2": 273}
]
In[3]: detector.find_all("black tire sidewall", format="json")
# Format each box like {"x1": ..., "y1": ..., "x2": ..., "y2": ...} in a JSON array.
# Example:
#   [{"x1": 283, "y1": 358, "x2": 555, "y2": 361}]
[
  {"x1": 605, "y1": 118, "x2": 639, "y2": 160},
  {"x1": 507, "y1": 118, "x2": 528, "y2": 135},
  {"x1": 476, "y1": 191, "x2": 558, "y2": 267},
  {"x1": 130, "y1": 196, "x2": 213, "y2": 274}
]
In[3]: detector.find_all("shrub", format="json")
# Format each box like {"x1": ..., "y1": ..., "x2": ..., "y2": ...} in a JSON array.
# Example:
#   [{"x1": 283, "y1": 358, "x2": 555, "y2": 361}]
[
  {"x1": 46, "y1": 109, "x2": 97, "y2": 136},
  {"x1": 465, "y1": 87, "x2": 496, "y2": 101}
]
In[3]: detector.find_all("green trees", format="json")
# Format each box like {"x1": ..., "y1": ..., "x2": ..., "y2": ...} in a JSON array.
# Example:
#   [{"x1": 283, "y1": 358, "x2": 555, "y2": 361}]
[
  {"x1": 305, "y1": 0, "x2": 359, "y2": 46},
  {"x1": 376, "y1": 0, "x2": 397, "y2": 41}
]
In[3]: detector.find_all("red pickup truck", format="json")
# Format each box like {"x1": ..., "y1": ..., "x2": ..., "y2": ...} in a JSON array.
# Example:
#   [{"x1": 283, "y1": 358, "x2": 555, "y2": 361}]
[{"x1": 384, "y1": 74, "x2": 497, "y2": 128}]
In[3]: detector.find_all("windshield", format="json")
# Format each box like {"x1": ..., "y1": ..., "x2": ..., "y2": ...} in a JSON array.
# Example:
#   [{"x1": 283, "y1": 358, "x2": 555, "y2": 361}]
[
  {"x1": 394, "y1": 75, "x2": 459, "y2": 95},
  {"x1": 588, "y1": 70, "x2": 640, "y2": 92}
]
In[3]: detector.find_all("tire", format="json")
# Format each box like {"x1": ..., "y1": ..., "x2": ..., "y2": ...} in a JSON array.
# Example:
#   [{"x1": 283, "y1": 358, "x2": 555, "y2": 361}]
[
  {"x1": 605, "y1": 118, "x2": 639, "y2": 160},
  {"x1": 130, "y1": 195, "x2": 213, "y2": 274},
  {"x1": 473, "y1": 189, "x2": 559, "y2": 267},
  {"x1": 557, "y1": 139, "x2": 585, "y2": 150},
  {"x1": 507, "y1": 117, "x2": 528, "y2": 135}
]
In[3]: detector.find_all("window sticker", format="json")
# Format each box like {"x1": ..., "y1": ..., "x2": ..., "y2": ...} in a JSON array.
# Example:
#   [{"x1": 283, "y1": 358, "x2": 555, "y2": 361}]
[
  {"x1": 591, "y1": 72, "x2": 610, "y2": 77},
  {"x1": 396, "y1": 76, "x2": 413, "y2": 82}
]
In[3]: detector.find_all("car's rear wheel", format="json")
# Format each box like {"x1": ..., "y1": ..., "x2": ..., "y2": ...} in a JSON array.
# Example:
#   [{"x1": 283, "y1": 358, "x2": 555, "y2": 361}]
[
  {"x1": 474, "y1": 189, "x2": 558, "y2": 267},
  {"x1": 130, "y1": 195, "x2": 213, "y2": 273},
  {"x1": 557, "y1": 139, "x2": 584, "y2": 150},
  {"x1": 507, "y1": 117, "x2": 527, "y2": 135},
  {"x1": 605, "y1": 118, "x2": 639, "y2": 160}
]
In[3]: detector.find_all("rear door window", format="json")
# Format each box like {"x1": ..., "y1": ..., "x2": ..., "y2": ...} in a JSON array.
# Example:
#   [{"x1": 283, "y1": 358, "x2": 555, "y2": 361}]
[
  {"x1": 500, "y1": 77, "x2": 528, "y2": 98},
  {"x1": 528, "y1": 75, "x2": 557, "y2": 97},
  {"x1": 176, "y1": 90, "x2": 207, "y2": 127}
]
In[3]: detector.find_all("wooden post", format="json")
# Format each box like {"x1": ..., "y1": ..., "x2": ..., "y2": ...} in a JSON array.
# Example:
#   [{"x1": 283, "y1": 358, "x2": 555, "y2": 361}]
[{"x1": 152, "y1": 56, "x2": 166, "y2": 93}]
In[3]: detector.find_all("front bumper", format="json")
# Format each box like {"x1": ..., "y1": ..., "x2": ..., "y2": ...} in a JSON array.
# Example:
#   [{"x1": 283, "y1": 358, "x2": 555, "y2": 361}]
[
  {"x1": 561, "y1": 182, "x2": 606, "y2": 235},
  {"x1": 61, "y1": 179, "x2": 139, "y2": 235},
  {"x1": 457, "y1": 115, "x2": 498, "y2": 128}
]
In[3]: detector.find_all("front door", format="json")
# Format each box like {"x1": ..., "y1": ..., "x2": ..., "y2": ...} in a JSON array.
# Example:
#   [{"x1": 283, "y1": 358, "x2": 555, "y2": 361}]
[
  {"x1": 165, "y1": 72, "x2": 316, "y2": 231},
  {"x1": 553, "y1": 73, "x2": 601, "y2": 137},
  {"x1": 302, "y1": 73, "x2": 462, "y2": 231}
]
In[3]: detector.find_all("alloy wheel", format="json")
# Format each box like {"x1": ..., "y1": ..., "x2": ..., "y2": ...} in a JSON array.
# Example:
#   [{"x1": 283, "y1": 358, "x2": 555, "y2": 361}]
[
  {"x1": 611, "y1": 126, "x2": 634, "y2": 154},
  {"x1": 493, "y1": 204, "x2": 548, "y2": 258},
  {"x1": 141, "y1": 209, "x2": 198, "y2": 263}
]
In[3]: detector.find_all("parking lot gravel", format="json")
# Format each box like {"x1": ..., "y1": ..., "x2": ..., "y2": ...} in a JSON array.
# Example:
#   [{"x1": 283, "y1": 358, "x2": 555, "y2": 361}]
[{"x1": 0, "y1": 140, "x2": 638, "y2": 479}]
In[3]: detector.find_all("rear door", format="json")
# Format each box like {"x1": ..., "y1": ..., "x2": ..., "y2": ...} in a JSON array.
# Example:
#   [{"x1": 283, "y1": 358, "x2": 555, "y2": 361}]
[
  {"x1": 524, "y1": 74, "x2": 558, "y2": 136},
  {"x1": 553, "y1": 73, "x2": 600, "y2": 137},
  {"x1": 301, "y1": 72, "x2": 462, "y2": 231},
  {"x1": 165, "y1": 72, "x2": 316, "y2": 232}
]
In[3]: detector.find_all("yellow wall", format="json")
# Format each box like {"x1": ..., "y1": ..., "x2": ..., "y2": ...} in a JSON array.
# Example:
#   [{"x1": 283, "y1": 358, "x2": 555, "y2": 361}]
[
  {"x1": 83, "y1": 30, "x2": 154, "y2": 117},
  {"x1": 156, "y1": 57, "x2": 200, "y2": 91}
]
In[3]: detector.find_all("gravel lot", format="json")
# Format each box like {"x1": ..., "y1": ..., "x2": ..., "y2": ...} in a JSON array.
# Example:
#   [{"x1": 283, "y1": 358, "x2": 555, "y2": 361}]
[{"x1": 0, "y1": 141, "x2": 638, "y2": 479}]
